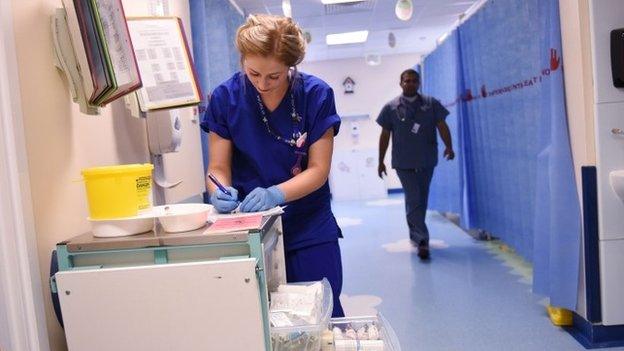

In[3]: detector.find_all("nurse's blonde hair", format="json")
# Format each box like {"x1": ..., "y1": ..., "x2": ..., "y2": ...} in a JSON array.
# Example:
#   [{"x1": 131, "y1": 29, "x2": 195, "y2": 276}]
[{"x1": 236, "y1": 14, "x2": 306, "y2": 67}]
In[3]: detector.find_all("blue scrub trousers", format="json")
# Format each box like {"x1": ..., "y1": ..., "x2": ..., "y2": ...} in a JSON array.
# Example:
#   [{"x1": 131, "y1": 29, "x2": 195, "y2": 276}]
[
  {"x1": 285, "y1": 241, "x2": 345, "y2": 318},
  {"x1": 396, "y1": 167, "x2": 435, "y2": 245}
]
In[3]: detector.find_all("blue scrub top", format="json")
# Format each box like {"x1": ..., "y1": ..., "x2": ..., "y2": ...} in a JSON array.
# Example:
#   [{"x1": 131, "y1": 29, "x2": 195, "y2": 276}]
[
  {"x1": 201, "y1": 71, "x2": 342, "y2": 252},
  {"x1": 376, "y1": 94, "x2": 449, "y2": 169}
]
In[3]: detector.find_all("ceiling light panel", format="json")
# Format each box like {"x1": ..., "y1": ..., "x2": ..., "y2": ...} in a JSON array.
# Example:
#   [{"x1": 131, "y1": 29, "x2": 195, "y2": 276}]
[
  {"x1": 321, "y1": 0, "x2": 366, "y2": 5},
  {"x1": 324, "y1": 0, "x2": 375, "y2": 15},
  {"x1": 326, "y1": 30, "x2": 369, "y2": 45}
]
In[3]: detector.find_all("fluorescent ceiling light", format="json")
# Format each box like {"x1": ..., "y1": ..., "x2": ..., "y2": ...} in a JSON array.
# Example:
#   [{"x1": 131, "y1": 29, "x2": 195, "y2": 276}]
[
  {"x1": 437, "y1": 32, "x2": 450, "y2": 45},
  {"x1": 282, "y1": 0, "x2": 292, "y2": 17},
  {"x1": 326, "y1": 30, "x2": 369, "y2": 45},
  {"x1": 321, "y1": 0, "x2": 364, "y2": 4}
]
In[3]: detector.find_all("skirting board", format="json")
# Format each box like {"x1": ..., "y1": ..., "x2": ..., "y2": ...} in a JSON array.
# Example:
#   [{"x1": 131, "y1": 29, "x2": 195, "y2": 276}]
[{"x1": 565, "y1": 313, "x2": 624, "y2": 349}]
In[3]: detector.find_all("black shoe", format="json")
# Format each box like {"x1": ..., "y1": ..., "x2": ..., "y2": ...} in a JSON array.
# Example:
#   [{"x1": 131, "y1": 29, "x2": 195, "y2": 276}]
[{"x1": 417, "y1": 243, "x2": 430, "y2": 260}]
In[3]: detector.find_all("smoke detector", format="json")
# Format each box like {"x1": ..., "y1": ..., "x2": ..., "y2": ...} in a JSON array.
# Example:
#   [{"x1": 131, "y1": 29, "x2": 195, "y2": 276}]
[{"x1": 395, "y1": 0, "x2": 413, "y2": 21}]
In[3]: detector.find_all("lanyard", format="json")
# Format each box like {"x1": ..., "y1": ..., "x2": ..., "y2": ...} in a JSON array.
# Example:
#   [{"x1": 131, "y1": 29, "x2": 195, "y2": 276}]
[
  {"x1": 255, "y1": 89, "x2": 308, "y2": 175},
  {"x1": 255, "y1": 91, "x2": 303, "y2": 147},
  {"x1": 397, "y1": 95, "x2": 431, "y2": 121}
]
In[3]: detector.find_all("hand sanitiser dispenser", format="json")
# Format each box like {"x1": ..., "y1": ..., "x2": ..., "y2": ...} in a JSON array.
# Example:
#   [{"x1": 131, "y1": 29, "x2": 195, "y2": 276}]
[
  {"x1": 610, "y1": 28, "x2": 624, "y2": 87},
  {"x1": 146, "y1": 109, "x2": 182, "y2": 155}
]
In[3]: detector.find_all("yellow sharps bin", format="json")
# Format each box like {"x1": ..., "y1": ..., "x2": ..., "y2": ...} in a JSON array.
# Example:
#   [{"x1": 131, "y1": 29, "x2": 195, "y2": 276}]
[{"x1": 81, "y1": 164, "x2": 154, "y2": 219}]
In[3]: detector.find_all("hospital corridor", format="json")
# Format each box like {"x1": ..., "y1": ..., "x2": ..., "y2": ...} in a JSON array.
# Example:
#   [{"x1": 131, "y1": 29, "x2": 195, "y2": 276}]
[
  {"x1": 3, "y1": 0, "x2": 624, "y2": 350},
  {"x1": 335, "y1": 196, "x2": 624, "y2": 351}
]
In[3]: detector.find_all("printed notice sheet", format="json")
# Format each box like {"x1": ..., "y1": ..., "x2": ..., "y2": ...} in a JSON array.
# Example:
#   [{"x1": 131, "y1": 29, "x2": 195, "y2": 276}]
[{"x1": 126, "y1": 17, "x2": 201, "y2": 111}]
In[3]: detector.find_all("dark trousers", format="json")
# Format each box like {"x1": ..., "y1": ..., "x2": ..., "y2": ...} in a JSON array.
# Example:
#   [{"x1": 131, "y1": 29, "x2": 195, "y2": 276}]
[
  {"x1": 396, "y1": 167, "x2": 435, "y2": 245},
  {"x1": 285, "y1": 241, "x2": 345, "y2": 318}
]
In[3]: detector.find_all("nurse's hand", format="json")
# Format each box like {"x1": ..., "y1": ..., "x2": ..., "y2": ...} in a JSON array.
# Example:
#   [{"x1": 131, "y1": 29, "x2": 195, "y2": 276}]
[
  {"x1": 240, "y1": 186, "x2": 285, "y2": 212},
  {"x1": 210, "y1": 187, "x2": 239, "y2": 213}
]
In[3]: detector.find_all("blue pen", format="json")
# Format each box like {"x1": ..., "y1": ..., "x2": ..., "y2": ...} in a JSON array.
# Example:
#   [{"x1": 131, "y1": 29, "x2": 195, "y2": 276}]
[{"x1": 207, "y1": 173, "x2": 232, "y2": 196}]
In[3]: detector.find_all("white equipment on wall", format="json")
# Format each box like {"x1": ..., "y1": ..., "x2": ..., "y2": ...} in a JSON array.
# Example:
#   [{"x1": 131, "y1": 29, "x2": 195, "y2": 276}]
[
  {"x1": 147, "y1": 109, "x2": 184, "y2": 204},
  {"x1": 589, "y1": 0, "x2": 624, "y2": 326},
  {"x1": 349, "y1": 120, "x2": 360, "y2": 144},
  {"x1": 146, "y1": 109, "x2": 182, "y2": 155},
  {"x1": 124, "y1": 92, "x2": 184, "y2": 205}
]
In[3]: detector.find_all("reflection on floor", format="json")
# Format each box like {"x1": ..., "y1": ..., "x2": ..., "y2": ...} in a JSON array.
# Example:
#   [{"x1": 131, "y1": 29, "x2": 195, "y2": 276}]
[{"x1": 333, "y1": 195, "x2": 623, "y2": 351}]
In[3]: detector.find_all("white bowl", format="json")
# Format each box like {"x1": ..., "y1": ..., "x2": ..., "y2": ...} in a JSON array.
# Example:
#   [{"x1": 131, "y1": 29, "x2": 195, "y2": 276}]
[
  {"x1": 154, "y1": 203, "x2": 214, "y2": 233},
  {"x1": 89, "y1": 215, "x2": 155, "y2": 238}
]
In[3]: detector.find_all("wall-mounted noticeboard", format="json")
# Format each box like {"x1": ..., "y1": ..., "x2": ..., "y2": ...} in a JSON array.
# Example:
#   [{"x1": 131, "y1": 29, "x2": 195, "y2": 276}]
[{"x1": 126, "y1": 17, "x2": 201, "y2": 112}]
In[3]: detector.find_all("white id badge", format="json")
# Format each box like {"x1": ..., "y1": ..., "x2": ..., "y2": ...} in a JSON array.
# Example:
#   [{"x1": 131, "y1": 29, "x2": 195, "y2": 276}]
[{"x1": 411, "y1": 122, "x2": 421, "y2": 134}]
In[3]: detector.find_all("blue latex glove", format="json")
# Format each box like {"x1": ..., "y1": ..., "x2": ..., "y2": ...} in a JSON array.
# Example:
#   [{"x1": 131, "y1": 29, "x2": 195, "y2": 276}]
[
  {"x1": 240, "y1": 186, "x2": 285, "y2": 213},
  {"x1": 210, "y1": 186, "x2": 239, "y2": 213}
]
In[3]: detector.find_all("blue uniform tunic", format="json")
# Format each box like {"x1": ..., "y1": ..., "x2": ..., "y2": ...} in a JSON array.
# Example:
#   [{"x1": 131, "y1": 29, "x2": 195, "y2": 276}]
[
  {"x1": 201, "y1": 71, "x2": 345, "y2": 316},
  {"x1": 376, "y1": 94, "x2": 449, "y2": 169},
  {"x1": 376, "y1": 94, "x2": 449, "y2": 245}
]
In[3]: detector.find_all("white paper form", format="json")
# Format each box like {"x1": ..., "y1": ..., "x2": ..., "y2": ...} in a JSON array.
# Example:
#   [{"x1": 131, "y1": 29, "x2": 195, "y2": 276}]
[{"x1": 206, "y1": 206, "x2": 286, "y2": 223}]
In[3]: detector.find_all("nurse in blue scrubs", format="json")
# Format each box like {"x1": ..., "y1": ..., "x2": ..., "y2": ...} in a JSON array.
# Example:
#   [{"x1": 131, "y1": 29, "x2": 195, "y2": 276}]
[{"x1": 201, "y1": 14, "x2": 345, "y2": 317}]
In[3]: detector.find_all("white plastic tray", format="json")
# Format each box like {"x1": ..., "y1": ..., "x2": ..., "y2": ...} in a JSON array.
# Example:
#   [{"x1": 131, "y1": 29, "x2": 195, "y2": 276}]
[
  {"x1": 269, "y1": 279, "x2": 334, "y2": 351},
  {"x1": 329, "y1": 313, "x2": 402, "y2": 351}
]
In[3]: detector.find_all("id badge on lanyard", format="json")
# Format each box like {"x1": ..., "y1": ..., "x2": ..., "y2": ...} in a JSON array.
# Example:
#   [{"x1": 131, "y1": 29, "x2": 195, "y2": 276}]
[
  {"x1": 398, "y1": 104, "x2": 420, "y2": 134},
  {"x1": 290, "y1": 133, "x2": 308, "y2": 176},
  {"x1": 411, "y1": 122, "x2": 420, "y2": 134}
]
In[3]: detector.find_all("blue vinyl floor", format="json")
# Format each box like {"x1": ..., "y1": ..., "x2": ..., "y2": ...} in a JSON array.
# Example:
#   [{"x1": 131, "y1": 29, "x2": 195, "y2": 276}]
[{"x1": 333, "y1": 195, "x2": 624, "y2": 351}]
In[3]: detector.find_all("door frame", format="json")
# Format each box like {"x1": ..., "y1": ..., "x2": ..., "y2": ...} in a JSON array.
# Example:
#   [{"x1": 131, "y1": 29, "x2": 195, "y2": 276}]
[{"x1": 0, "y1": 1, "x2": 51, "y2": 350}]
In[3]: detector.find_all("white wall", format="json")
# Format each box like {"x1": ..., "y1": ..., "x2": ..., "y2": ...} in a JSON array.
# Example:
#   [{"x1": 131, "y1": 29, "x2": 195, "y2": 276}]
[
  {"x1": 8, "y1": 0, "x2": 204, "y2": 350},
  {"x1": 1, "y1": 0, "x2": 51, "y2": 349},
  {"x1": 300, "y1": 53, "x2": 422, "y2": 190},
  {"x1": 559, "y1": 0, "x2": 596, "y2": 191},
  {"x1": 0, "y1": 276, "x2": 7, "y2": 350}
]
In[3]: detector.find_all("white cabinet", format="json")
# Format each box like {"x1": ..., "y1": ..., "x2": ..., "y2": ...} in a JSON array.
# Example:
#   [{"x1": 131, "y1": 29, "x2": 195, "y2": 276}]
[
  {"x1": 330, "y1": 148, "x2": 387, "y2": 201},
  {"x1": 590, "y1": 0, "x2": 624, "y2": 325}
]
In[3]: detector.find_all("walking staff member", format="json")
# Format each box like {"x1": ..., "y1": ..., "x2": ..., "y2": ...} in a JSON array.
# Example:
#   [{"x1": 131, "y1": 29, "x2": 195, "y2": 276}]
[{"x1": 377, "y1": 69, "x2": 454, "y2": 260}]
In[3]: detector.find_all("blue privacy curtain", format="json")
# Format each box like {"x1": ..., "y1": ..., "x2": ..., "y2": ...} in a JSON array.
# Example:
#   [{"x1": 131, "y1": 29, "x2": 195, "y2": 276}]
[
  {"x1": 529, "y1": 0, "x2": 581, "y2": 310},
  {"x1": 421, "y1": 31, "x2": 462, "y2": 215},
  {"x1": 422, "y1": 0, "x2": 581, "y2": 309},
  {"x1": 189, "y1": 0, "x2": 244, "y2": 181}
]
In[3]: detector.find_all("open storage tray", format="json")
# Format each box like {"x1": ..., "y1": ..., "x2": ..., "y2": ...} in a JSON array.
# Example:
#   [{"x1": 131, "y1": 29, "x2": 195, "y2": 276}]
[
  {"x1": 269, "y1": 279, "x2": 334, "y2": 351},
  {"x1": 328, "y1": 313, "x2": 401, "y2": 351}
]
